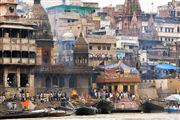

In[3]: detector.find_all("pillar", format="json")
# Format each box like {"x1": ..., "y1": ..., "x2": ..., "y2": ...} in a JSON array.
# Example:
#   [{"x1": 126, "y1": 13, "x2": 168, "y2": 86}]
[
  {"x1": 29, "y1": 69, "x2": 35, "y2": 96},
  {"x1": 17, "y1": 68, "x2": 20, "y2": 88},
  {"x1": 134, "y1": 83, "x2": 139, "y2": 96},
  {"x1": 128, "y1": 84, "x2": 130, "y2": 92},
  {"x1": 3, "y1": 68, "x2": 8, "y2": 87},
  {"x1": 64, "y1": 75, "x2": 69, "y2": 89}
]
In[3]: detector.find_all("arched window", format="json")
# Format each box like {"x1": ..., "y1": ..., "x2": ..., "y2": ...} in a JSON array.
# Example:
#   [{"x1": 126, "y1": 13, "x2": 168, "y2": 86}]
[
  {"x1": 45, "y1": 77, "x2": 51, "y2": 88},
  {"x1": 59, "y1": 77, "x2": 65, "y2": 87},
  {"x1": 52, "y1": 76, "x2": 58, "y2": 87}
]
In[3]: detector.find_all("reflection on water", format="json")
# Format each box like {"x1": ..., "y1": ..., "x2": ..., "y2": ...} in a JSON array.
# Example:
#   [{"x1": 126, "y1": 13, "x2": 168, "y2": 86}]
[{"x1": 11, "y1": 113, "x2": 180, "y2": 120}]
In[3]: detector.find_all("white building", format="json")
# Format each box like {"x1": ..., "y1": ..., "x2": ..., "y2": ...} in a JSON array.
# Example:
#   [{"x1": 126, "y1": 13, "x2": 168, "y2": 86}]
[{"x1": 116, "y1": 36, "x2": 139, "y2": 50}]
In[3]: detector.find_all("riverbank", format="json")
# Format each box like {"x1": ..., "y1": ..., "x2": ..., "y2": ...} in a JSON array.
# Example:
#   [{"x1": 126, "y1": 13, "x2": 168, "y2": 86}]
[{"x1": 11, "y1": 113, "x2": 180, "y2": 120}]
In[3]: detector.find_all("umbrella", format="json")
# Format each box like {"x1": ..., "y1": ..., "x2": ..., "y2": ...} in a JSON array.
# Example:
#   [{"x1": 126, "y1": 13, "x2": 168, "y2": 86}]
[{"x1": 165, "y1": 94, "x2": 180, "y2": 101}]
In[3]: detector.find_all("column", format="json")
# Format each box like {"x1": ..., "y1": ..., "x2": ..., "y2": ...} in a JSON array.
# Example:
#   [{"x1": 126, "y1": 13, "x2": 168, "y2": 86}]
[
  {"x1": 17, "y1": 68, "x2": 20, "y2": 88},
  {"x1": 29, "y1": 69, "x2": 35, "y2": 96},
  {"x1": 64, "y1": 75, "x2": 69, "y2": 89},
  {"x1": 3, "y1": 68, "x2": 8, "y2": 87}
]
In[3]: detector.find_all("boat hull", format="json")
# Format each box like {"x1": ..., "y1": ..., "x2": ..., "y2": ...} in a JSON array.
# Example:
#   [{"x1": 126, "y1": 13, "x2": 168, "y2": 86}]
[
  {"x1": 75, "y1": 107, "x2": 97, "y2": 115},
  {"x1": 164, "y1": 108, "x2": 180, "y2": 113},
  {"x1": 140, "y1": 101, "x2": 164, "y2": 113},
  {"x1": 0, "y1": 110, "x2": 46, "y2": 119}
]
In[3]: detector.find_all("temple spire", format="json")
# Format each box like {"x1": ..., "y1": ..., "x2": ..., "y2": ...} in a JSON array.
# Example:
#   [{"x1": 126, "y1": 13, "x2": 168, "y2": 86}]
[{"x1": 34, "y1": 0, "x2": 40, "y2": 4}]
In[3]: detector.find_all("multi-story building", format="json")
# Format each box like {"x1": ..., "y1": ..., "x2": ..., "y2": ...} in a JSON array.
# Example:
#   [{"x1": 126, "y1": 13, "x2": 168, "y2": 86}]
[
  {"x1": 82, "y1": 2, "x2": 99, "y2": 8},
  {"x1": 28, "y1": 0, "x2": 54, "y2": 66},
  {"x1": 48, "y1": 12, "x2": 81, "y2": 38},
  {"x1": 156, "y1": 17, "x2": 180, "y2": 44},
  {"x1": 96, "y1": 62, "x2": 141, "y2": 96},
  {"x1": 55, "y1": 32, "x2": 75, "y2": 66},
  {"x1": 0, "y1": 0, "x2": 36, "y2": 96},
  {"x1": 157, "y1": 0, "x2": 180, "y2": 17},
  {"x1": 87, "y1": 35, "x2": 116, "y2": 67}
]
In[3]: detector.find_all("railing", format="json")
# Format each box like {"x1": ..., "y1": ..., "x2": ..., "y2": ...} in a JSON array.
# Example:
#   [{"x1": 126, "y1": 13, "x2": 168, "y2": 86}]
[
  {"x1": 0, "y1": 58, "x2": 36, "y2": 65},
  {"x1": 0, "y1": 38, "x2": 36, "y2": 51}
]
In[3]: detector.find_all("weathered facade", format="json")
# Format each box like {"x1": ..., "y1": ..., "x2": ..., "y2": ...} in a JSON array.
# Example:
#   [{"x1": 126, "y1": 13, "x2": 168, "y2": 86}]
[
  {"x1": 0, "y1": 0, "x2": 36, "y2": 96},
  {"x1": 87, "y1": 35, "x2": 116, "y2": 67},
  {"x1": 96, "y1": 62, "x2": 141, "y2": 96},
  {"x1": 27, "y1": 0, "x2": 92, "y2": 95}
]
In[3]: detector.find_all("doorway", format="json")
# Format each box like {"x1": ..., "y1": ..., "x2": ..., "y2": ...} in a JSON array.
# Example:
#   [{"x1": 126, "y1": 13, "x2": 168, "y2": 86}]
[{"x1": 123, "y1": 85, "x2": 128, "y2": 92}]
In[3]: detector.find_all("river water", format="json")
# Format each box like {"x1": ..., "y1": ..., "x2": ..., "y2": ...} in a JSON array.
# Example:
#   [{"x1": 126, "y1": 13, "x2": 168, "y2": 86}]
[{"x1": 11, "y1": 113, "x2": 180, "y2": 120}]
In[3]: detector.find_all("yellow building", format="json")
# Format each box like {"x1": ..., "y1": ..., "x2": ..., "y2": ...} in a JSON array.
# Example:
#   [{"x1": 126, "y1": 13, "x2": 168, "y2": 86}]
[{"x1": 96, "y1": 62, "x2": 141, "y2": 96}]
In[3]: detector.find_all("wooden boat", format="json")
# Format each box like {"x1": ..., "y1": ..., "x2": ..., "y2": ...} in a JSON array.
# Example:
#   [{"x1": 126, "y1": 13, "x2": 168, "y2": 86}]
[
  {"x1": 112, "y1": 99, "x2": 141, "y2": 113},
  {"x1": 96, "y1": 100, "x2": 114, "y2": 114},
  {"x1": 45, "y1": 109, "x2": 67, "y2": 117},
  {"x1": 75, "y1": 106, "x2": 97, "y2": 115},
  {"x1": 55, "y1": 106, "x2": 75, "y2": 115},
  {"x1": 140, "y1": 100, "x2": 164, "y2": 113},
  {"x1": 164, "y1": 108, "x2": 180, "y2": 113},
  {"x1": 0, "y1": 109, "x2": 46, "y2": 119}
]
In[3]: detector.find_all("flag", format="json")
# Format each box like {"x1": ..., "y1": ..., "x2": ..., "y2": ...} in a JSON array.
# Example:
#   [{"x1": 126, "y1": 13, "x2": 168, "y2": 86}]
[{"x1": 21, "y1": 100, "x2": 30, "y2": 107}]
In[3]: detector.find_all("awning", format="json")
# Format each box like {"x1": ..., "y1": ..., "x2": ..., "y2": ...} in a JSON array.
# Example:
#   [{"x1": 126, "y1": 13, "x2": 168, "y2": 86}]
[
  {"x1": 165, "y1": 94, "x2": 180, "y2": 101},
  {"x1": 0, "y1": 24, "x2": 34, "y2": 30},
  {"x1": 98, "y1": 62, "x2": 139, "y2": 74},
  {"x1": 155, "y1": 63, "x2": 177, "y2": 70}
]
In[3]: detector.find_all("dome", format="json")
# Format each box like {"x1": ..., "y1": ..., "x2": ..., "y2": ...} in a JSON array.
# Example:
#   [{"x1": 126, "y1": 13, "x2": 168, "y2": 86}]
[{"x1": 62, "y1": 32, "x2": 75, "y2": 40}]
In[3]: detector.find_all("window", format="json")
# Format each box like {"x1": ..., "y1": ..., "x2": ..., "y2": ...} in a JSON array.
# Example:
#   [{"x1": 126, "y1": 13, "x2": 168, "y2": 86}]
[
  {"x1": 20, "y1": 73, "x2": 28, "y2": 87},
  {"x1": 160, "y1": 27, "x2": 163, "y2": 32},
  {"x1": 3, "y1": 51, "x2": 11, "y2": 57},
  {"x1": 12, "y1": 51, "x2": 20, "y2": 58},
  {"x1": 59, "y1": 77, "x2": 65, "y2": 87},
  {"x1": 97, "y1": 46, "x2": 101, "y2": 50},
  {"x1": 0, "y1": 51, "x2": 2, "y2": 57},
  {"x1": 107, "y1": 46, "x2": 110, "y2": 50},
  {"x1": 89, "y1": 46, "x2": 92, "y2": 50},
  {"x1": 52, "y1": 76, "x2": 58, "y2": 87},
  {"x1": 22, "y1": 51, "x2": 28, "y2": 58},
  {"x1": 7, "y1": 73, "x2": 17, "y2": 87},
  {"x1": 69, "y1": 74, "x2": 76, "y2": 88},
  {"x1": 29, "y1": 52, "x2": 36, "y2": 58},
  {"x1": 177, "y1": 27, "x2": 180, "y2": 33}
]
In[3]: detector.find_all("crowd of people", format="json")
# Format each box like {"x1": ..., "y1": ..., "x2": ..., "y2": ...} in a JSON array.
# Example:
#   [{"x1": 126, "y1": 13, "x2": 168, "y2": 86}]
[
  {"x1": 89, "y1": 89, "x2": 136, "y2": 102},
  {"x1": 0, "y1": 90, "x2": 70, "y2": 104}
]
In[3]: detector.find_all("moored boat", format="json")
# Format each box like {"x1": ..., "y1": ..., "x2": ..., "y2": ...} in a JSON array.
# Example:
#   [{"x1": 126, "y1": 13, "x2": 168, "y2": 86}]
[
  {"x1": 112, "y1": 98, "x2": 141, "y2": 113},
  {"x1": 75, "y1": 106, "x2": 98, "y2": 115},
  {"x1": 96, "y1": 100, "x2": 114, "y2": 114},
  {"x1": 0, "y1": 109, "x2": 46, "y2": 119},
  {"x1": 45, "y1": 109, "x2": 67, "y2": 117},
  {"x1": 164, "y1": 108, "x2": 180, "y2": 113},
  {"x1": 140, "y1": 100, "x2": 164, "y2": 113}
]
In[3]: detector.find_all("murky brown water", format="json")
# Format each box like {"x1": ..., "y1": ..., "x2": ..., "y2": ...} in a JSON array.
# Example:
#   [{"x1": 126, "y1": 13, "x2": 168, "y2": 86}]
[{"x1": 11, "y1": 113, "x2": 180, "y2": 120}]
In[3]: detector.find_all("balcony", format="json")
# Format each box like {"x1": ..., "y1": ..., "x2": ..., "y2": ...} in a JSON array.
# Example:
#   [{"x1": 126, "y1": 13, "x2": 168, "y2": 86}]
[
  {"x1": 21, "y1": 58, "x2": 29, "y2": 64},
  {"x1": 0, "y1": 38, "x2": 36, "y2": 51},
  {"x1": 29, "y1": 59, "x2": 35, "y2": 65},
  {"x1": 2, "y1": 58, "x2": 10, "y2": 64},
  {"x1": 0, "y1": 58, "x2": 36, "y2": 65},
  {"x1": 11, "y1": 58, "x2": 20, "y2": 64}
]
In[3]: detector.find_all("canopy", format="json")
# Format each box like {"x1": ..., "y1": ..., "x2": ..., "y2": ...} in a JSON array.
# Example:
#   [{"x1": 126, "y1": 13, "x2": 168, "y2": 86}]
[
  {"x1": 165, "y1": 94, "x2": 180, "y2": 101},
  {"x1": 155, "y1": 64, "x2": 177, "y2": 70},
  {"x1": 98, "y1": 62, "x2": 139, "y2": 74}
]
